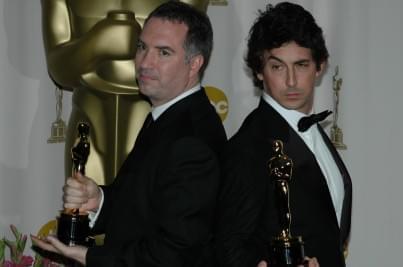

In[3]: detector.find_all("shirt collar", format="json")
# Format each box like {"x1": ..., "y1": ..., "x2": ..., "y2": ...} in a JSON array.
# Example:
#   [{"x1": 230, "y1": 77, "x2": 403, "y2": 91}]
[
  {"x1": 262, "y1": 91, "x2": 313, "y2": 131},
  {"x1": 151, "y1": 84, "x2": 201, "y2": 120}
]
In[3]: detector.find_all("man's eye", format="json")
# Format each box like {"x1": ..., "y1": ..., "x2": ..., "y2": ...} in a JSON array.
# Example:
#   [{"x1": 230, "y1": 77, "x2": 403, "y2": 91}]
[
  {"x1": 136, "y1": 42, "x2": 145, "y2": 51},
  {"x1": 271, "y1": 65, "x2": 283, "y2": 71},
  {"x1": 160, "y1": 49, "x2": 171, "y2": 56},
  {"x1": 297, "y1": 62, "x2": 309, "y2": 68}
]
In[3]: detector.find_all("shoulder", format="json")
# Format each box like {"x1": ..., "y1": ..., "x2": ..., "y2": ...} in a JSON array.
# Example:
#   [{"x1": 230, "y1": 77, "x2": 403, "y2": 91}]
[
  {"x1": 183, "y1": 92, "x2": 227, "y2": 152},
  {"x1": 227, "y1": 108, "x2": 265, "y2": 150}
]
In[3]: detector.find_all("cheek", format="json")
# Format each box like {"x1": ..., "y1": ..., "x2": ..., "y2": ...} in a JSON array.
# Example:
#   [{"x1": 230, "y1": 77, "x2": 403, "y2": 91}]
[
  {"x1": 158, "y1": 64, "x2": 177, "y2": 81},
  {"x1": 160, "y1": 64, "x2": 187, "y2": 86},
  {"x1": 300, "y1": 74, "x2": 317, "y2": 88},
  {"x1": 266, "y1": 75, "x2": 283, "y2": 90}
]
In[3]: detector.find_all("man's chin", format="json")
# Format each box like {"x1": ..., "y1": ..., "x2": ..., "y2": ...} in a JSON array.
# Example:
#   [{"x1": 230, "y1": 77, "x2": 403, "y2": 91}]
[
  {"x1": 139, "y1": 86, "x2": 152, "y2": 96},
  {"x1": 279, "y1": 102, "x2": 300, "y2": 111}
]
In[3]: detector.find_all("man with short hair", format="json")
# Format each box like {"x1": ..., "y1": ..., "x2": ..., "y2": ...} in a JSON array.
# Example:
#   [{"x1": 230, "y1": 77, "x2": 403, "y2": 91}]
[
  {"x1": 215, "y1": 2, "x2": 352, "y2": 267},
  {"x1": 33, "y1": 2, "x2": 226, "y2": 266}
]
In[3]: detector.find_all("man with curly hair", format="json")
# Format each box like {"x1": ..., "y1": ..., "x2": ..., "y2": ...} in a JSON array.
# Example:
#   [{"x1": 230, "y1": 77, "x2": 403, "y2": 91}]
[{"x1": 215, "y1": 2, "x2": 352, "y2": 267}]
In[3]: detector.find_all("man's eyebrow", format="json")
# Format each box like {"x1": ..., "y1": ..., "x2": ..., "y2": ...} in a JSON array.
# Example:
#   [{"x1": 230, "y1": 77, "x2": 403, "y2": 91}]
[
  {"x1": 294, "y1": 59, "x2": 311, "y2": 64},
  {"x1": 155, "y1": 46, "x2": 175, "y2": 53},
  {"x1": 266, "y1": 55, "x2": 284, "y2": 63},
  {"x1": 266, "y1": 56, "x2": 311, "y2": 64}
]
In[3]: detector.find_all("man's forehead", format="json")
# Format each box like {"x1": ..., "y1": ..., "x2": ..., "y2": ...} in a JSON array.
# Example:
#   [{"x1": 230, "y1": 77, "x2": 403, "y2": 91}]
[
  {"x1": 142, "y1": 18, "x2": 187, "y2": 34},
  {"x1": 140, "y1": 17, "x2": 188, "y2": 45},
  {"x1": 263, "y1": 45, "x2": 314, "y2": 63},
  {"x1": 144, "y1": 17, "x2": 188, "y2": 30}
]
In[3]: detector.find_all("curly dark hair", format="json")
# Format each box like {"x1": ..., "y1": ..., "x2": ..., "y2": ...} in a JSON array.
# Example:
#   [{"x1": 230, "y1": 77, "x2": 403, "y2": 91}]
[{"x1": 245, "y1": 2, "x2": 329, "y2": 89}]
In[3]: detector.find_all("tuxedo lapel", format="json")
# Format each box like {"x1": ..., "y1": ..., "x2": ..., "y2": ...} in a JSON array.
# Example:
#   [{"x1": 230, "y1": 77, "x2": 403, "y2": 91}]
[
  {"x1": 117, "y1": 92, "x2": 195, "y2": 182},
  {"x1": 317, "y1": 125, "x2": 352, "y2": 243},
  {"x1": 255, "y1": 99, "x2": 290, "y2": 142},
  {"x1": 256, "y1": 99, "x2": 317, "y2": 164},
  {"x1": 257, "y1": 99, "x2": 340, "y2": 229}
]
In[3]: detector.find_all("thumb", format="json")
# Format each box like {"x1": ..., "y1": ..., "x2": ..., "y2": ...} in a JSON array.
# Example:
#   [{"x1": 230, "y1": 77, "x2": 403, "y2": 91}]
[
  {"x1": 257, "y1": 260, "x2": 268, "y2": 267},
  {"x1": 74, "y1": 171, "x2": 83, "y2": 179},
  {"x1": 45, "y1": 235, "x2": 68, "y2": 254},
  {"x1": 74, "y1": 171, "x2": 88, "y2": 184}
]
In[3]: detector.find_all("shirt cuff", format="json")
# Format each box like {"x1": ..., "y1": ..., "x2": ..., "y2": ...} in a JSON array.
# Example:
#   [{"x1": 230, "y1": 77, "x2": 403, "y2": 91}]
[{"x1": 87, "y1": 187, "x2": 104, "y2": 228}]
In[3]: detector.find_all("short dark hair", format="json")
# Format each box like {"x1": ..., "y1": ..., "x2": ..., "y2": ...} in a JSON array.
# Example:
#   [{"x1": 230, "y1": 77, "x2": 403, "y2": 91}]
[
  {"x1": 246, "y1": 2, "x2": 329, "y2": 89},
  {"x1": 145, "y1": 1, "x2": 213, "y2": 79}
]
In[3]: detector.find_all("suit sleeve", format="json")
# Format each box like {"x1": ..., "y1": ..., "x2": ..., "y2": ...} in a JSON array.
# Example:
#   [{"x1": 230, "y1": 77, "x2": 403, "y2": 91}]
[
  {"x1": 86, "y1": 137, "x2": 220, "y2": 267},
  {"x1": 214, "y1": 143, "x2": 267, "y2": 267}
]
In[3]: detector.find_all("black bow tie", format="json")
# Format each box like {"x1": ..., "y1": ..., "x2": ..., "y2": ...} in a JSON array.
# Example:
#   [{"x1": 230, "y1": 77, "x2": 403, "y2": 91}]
[{"x1": 298, "y1": 110, "x2": 332, "y2": 132}]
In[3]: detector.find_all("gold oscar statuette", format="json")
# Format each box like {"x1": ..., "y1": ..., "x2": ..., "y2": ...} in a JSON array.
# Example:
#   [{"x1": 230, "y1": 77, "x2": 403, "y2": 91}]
[
  {"x1": 47, "y1": 86, "x2": 66, "y2": 143},
  {"x1": 268, "y1": 140, "x2": 305, "y2": 266},
  {"x1": 331, "y1": 66, "x2": 347, "y2": 150},
  {"x1": 57, "y1": 122, "x2": 92, "y2": 246}
]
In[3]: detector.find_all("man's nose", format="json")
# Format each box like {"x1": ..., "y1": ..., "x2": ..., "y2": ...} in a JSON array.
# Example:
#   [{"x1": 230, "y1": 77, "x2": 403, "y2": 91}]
[
  {"x1": 137, "y1": 50, "x2": 155, "y2": 68},
  {"x1": 286, "y1": 68, "x2": 297, "y2": 88}
]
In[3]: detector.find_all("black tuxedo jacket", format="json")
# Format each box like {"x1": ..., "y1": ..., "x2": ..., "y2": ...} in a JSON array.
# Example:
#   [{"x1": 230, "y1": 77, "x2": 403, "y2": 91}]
[
  {"x1": 215, "y1": 99, "x2": 352, "y2": 267},
  {"x1": 86, "y1": 89, "x2": 227, "y2": 267}
]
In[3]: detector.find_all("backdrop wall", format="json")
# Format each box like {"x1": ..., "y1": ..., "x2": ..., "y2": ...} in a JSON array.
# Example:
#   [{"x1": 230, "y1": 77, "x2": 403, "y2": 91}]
[{"x1": 0, "y1": 0, "x2": 402, "y2": 266}]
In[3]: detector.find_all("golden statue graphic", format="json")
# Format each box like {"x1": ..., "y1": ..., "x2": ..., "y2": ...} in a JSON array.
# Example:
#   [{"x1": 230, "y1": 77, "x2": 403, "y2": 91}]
[
  {"x1": 331, "y1": 66, "x2": 347, "y2": 150},
  {"x1": 41, "y1": 0, "x2": 209, "y2": 185},
  {"x1": 268, "y1": 140, "x2": 305, "y2": 266}
]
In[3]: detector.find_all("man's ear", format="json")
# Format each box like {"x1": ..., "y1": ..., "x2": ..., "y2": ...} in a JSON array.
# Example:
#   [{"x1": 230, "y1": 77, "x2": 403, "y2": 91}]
[
  {"x1": 189, "y1": 54, "x2": 204, "y2": 78},
  {"x1": 316, "y1": 61, "x2": 327, "y2": 78},
  {"x1": 257, "y1": 73, "x2": 264, "y2": 81}
]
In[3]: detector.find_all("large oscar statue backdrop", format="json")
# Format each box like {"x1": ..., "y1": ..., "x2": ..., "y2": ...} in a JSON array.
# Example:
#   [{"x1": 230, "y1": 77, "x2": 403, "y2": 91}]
[{"x1": 41, "y1": 0, "x2": 209, "y2": 186}]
